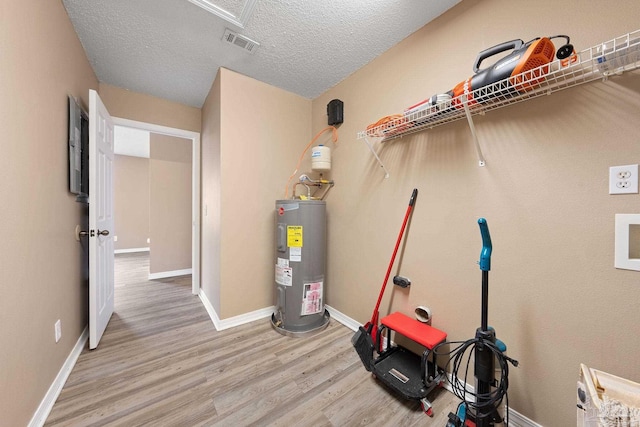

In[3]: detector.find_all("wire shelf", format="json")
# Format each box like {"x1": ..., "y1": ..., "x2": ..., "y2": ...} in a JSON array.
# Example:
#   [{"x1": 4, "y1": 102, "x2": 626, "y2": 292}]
[{"x1": 358, "y1": 29, "x2": 640, "y2": 142}]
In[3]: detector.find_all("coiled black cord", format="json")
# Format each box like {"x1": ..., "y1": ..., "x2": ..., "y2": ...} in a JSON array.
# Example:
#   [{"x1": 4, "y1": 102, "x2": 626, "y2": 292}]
[{"x1": 434, "y1": 337, "x2": 519, "y2": 424}]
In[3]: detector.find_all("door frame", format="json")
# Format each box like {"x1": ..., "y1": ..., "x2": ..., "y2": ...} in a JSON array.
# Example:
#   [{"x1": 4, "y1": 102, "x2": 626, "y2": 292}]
[{"x1": 112, "y1": 117, "x2": 201, "y2": 295}]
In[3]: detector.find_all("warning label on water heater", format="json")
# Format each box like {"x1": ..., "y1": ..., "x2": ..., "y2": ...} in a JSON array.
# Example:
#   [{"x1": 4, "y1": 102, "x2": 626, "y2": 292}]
[
  {"x1": 287, "y1": 226, "x2": 303, "y2": 247},
  {"x1": 301, "y1": 281, "x2": 323, "y2": 316},
  {"x1": 275, "y1": 264, "x2": 292, "y2": 286}
]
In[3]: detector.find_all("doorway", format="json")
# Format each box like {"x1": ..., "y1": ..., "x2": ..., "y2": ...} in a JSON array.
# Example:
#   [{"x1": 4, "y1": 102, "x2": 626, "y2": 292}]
[{"x1": 112, "y1": 117, "x2": 201, "y2": 295}]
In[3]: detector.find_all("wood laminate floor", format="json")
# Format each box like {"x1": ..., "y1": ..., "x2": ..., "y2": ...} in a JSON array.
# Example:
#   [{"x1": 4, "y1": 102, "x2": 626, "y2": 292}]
[{"x1": 45, "y1": 253, "x2": 458, "y2": 426}]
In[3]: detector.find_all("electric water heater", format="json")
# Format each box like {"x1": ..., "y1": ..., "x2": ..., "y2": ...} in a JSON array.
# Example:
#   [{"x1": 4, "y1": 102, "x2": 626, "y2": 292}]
[{"x1": 271, "y1": 199, "x2": 330, "y2": 336}]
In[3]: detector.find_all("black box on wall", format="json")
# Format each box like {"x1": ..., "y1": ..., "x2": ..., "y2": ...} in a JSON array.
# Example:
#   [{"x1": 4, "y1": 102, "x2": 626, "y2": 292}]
[{"x1": 327, "y1": 99, "x2": 344, "y2": 126}]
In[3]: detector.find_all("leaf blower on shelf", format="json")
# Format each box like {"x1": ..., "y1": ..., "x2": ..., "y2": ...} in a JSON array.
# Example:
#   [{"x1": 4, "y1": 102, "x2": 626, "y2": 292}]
[
  {"x1": 366, "y1": 35, "x2": 576, "y2": 137},
  {"x1": 447, "y1": 35, "x2": 575, "y2": 109}
]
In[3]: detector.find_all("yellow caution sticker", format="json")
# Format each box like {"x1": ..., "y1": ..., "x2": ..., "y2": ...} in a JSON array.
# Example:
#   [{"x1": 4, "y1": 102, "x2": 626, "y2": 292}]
[{"x1": 287, "y1": 225, "x2": 303, "y2": 247}]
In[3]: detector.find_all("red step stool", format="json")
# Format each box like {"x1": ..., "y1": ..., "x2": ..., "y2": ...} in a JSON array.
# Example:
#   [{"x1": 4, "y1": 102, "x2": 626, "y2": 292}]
[
  {"x1": 377, "y1": 311, "x2": 448, "y2": 415},
  {"x1": 380, "y1": 311, "x2": 447, "y2": 350}
]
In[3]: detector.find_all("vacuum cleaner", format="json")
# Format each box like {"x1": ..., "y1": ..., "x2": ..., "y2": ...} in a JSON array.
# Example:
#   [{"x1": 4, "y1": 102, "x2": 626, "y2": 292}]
[{"x1": 439, "y1": 219, "x2": 519, "y2": 427}]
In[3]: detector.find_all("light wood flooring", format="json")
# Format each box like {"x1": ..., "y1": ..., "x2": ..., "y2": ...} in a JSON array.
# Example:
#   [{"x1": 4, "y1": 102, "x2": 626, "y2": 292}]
[{"x1": 45, "y1": 252, "x2": 458, "y2": 426}]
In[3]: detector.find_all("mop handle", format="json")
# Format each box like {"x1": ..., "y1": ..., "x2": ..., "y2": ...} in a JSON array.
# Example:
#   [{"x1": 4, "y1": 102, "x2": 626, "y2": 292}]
[
  {"x1": 372, "y1": 189, "x2": 418, "y2": 317},
  {"x1": 478, "y1": 218, "x2": 492, "y2": 272}
]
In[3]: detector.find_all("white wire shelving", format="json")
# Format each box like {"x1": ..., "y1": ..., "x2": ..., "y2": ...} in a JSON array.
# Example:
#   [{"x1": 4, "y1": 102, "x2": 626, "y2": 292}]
[{"x1": 358, "y1": 29, "x2": 640, "y2": 175}]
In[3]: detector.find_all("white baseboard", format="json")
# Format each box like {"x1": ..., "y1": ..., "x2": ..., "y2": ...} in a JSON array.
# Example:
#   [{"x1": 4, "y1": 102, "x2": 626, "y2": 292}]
[
  {"x1": 198, "y1": 291, "x2": 273, "y2": 331},
  {"x1": 196, "y1": 301, "x2": 360, "y2": 334},
  {"x1": 148, "y1": 268, "x2": 192, "y2": 280},
  {"x1": 507, "y1": 409, "x2": 543, "y2": 427},
  {"x1": 198, "y1": 291, "x2": 221, "y2": 329},
  {"x1": 29, "y1": 327, "x2": 88, "y2": 427},
  {"x1": 325, "y1": 305, "x2": 361, "y2": 331},
  {"x1": 217, "y1": 306, "x2": 274, "y2": 330},
  {"x1": 114, "y1": 247, "x2": 149, "y2": 254},
  {"x1": 196, "y1": 297, "x2": 360, "y2": 333}
]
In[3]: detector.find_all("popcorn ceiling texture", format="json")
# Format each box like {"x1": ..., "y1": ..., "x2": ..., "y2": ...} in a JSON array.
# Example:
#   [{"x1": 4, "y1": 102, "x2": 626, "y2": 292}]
[{"x1": 62, "y1": 0, "x2": 460, "y2": 107}]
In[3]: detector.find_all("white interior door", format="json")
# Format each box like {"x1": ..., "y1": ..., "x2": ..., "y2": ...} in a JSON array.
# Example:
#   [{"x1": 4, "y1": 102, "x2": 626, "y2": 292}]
[{"x1": 89, "y1": 89, "x2": 115, "y2": 349}]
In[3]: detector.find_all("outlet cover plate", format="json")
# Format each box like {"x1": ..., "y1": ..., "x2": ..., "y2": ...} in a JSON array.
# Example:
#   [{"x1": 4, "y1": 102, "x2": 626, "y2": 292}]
[{"x1": 609, "y1": 164, "x2": 639, "y2": 194}]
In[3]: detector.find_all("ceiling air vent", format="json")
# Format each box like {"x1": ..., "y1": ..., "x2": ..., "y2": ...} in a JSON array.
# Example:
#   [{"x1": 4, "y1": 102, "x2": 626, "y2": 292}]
[{"x1": 222, "y1": 29, "x2": 260, "y2": 54}]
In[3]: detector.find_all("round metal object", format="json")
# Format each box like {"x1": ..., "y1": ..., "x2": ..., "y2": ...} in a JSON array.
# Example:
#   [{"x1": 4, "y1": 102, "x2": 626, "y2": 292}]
[{"x1": 270, "y1": 309, "x2": 330, "y2": 338}]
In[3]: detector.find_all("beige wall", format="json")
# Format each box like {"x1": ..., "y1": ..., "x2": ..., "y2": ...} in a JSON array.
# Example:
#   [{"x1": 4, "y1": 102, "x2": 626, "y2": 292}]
[
  {"x1": 149, "y1": 134, "x2": 192, "y2": 274},
  {"x1": 114, "y1": 155, "x2": 150, "y2": 250},
  {"x1": 113, "y1": 135, "x2": 191, "y2": 272},
  {"x1": 5, "y1": 0, "x2": 638, "y2": 425},
  {"x1": 312, "y1": 0, "x2": 640, "y2": 425},
  {"x1": 99, "y1": 83, "x2": 201, "y2": 133},
  {"x1": 0, "y1": 0, "x2": 98, "y2": 425},
  {"x1": 99, "y1": 82, "x2": 200, "y2": 276},
  {"x1": 201, "y1": 68, "x2": 312, "y2": 318},
  {"x1": 0, "y1": 4, "x2": 199, "y2": 424}
]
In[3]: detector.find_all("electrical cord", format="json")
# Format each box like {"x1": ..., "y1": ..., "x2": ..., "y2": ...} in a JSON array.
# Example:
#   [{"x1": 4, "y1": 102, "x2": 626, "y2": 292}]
[{"x1": 434, "y1": 337, "x2": 519, "y2": 425}]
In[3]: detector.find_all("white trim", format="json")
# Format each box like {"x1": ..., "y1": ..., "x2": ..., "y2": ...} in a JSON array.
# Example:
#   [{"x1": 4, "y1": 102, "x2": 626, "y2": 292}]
[
  {"x1": 325, "y1": 305, "x2": 360, "y2": 331},
  {"x1": 198, "y1": 291, "x2": 221, "y2": 329},
  {"x1": 114, "y1": 247, "x2": 149, "y2": 254},
  {"x1": 28, "y1": 327, "x2": 88, "y2": 427},
  {"x1": 198, "y1": 291, "x2": 274, "y2": 331},
  {"x1": 148, "y1": 268, "x2": 192, "y2": 280},
  {"x1": 111, "y1": 117, "x2": 201, "y2": 297},
  {"x1": 217, "y1": 306, "x2": 274, "y2": 330},
  {"x1": 198, "y1": 300, "x2": 359, "y2": 333},
  {"x1": 442, "y1": 371, "x2": 476, "y2": 399},
  {"x1": 186, "y1": 0, "x2": 257, "y2": 28},
  {"x1": 506, "y1": 409, "x2": 543, "y2": 427},
  {"x1": 615, "y1": 214, "x2": 640, "y2": 271},
  {"x1": 190, "y1": 130, "x2": 201, "y2": 295}
]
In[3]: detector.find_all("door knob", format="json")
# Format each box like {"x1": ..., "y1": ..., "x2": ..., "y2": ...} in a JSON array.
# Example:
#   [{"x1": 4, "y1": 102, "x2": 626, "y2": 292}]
[
  {"x1": 75, "y1": 226, "x2": 110, "y2": 240},
  {"x1": 75, "y1": 225, "x2": 88, "y2": 241}
]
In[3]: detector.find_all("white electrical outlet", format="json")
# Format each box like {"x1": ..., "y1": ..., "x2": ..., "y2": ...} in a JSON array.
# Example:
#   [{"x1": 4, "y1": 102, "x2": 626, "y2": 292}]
[
  {"x1": 55, "y1": 320, "x2": 62, "y2": 343},
  {"x1": 609, "y1": 164, "x2": 639, "y2": 194}
]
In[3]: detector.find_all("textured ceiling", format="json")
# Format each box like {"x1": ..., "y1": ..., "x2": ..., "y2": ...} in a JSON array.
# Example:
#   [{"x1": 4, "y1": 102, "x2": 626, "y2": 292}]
[{"x1": 62, "y1": 0, "x2": 461, "y2": 108}]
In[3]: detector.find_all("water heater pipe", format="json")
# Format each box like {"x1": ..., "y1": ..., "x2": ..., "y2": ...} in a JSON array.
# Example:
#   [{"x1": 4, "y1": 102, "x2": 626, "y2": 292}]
[{"x1": 284, "y1": 126, "x2": 338, "y2": 199}]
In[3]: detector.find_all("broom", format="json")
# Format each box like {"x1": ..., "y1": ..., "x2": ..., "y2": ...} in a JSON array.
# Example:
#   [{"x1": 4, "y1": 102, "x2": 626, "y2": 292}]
[{"x1": 352, "y1": 188, "x2": 418, "y2": 370}]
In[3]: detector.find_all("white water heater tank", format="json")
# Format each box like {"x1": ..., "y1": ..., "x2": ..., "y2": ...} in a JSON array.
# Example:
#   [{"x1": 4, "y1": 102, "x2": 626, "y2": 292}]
[{"x1": 311, "y1": 145, "x2": 331, "y2": 171}]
